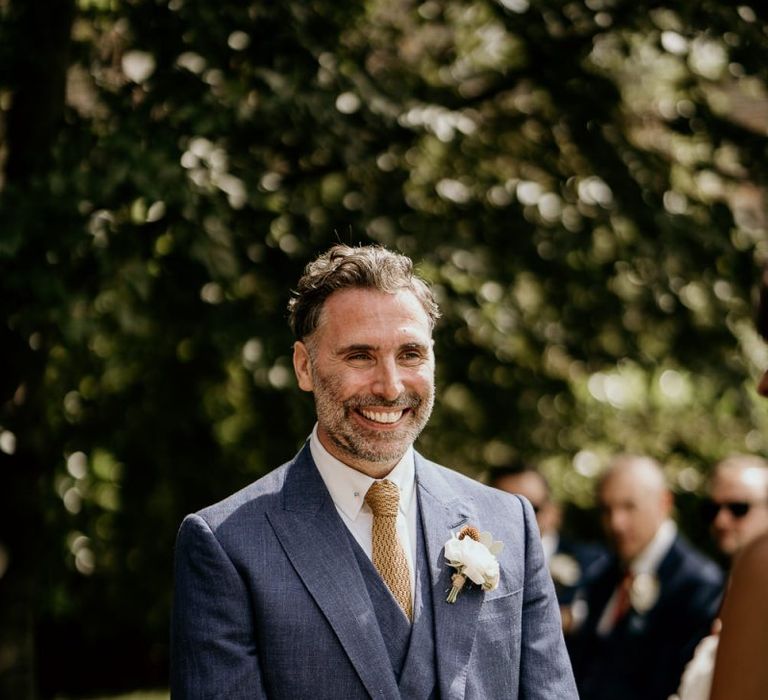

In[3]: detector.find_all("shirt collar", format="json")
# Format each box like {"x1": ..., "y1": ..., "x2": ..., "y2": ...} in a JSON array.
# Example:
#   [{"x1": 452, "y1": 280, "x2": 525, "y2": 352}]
[
  {"x1": 309, "y1": 423, "x2": 416, "y2": 521},
  {"x1": 629, "y1": 519, "x2": 677, "y2": 575},
  {"x1": 541, "y1": 532, "x2": 558, "y2": 562}
]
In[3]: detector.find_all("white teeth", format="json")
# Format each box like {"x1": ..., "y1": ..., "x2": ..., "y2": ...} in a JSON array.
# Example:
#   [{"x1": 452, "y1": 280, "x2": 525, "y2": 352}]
[{"x1": 361, "y1": 409, "x2": 403, "y2": 424}]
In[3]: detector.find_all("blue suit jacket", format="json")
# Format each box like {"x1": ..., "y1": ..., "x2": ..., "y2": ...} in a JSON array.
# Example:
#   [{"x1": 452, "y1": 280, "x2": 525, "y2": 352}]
[
  {"x1": 171, "y1": 445, "x2": 577, "y2": 699},
  {"x1": 570, "y1": 534, "x2": 723, "y2": 700}
]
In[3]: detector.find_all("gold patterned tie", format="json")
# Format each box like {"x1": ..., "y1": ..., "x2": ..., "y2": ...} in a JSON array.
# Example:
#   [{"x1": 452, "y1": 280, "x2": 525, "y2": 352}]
[{"x1": 365, "y1": 479, "x2": 413, "y2": 621}]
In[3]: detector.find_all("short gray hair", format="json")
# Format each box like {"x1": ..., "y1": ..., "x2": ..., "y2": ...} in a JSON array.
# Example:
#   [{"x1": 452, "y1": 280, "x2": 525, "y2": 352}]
[{"x1": 287, "y1": 244, "x2": 441, "y2": 340}]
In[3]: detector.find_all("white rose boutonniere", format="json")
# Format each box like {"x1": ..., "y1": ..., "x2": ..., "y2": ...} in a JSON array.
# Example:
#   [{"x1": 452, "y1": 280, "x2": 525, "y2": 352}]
[
  {"x1": 549, "y1": 553, "x2": 581, "y2": 588},
  {"x1": 630, "y1": 572, "x2": 660, "y2": 615},
  {"x1": 444, "y1": 525, "x2": 504, "y2": 603}
]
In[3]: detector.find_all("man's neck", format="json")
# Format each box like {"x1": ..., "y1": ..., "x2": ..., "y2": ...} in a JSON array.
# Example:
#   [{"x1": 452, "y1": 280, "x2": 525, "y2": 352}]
[{"x1": 625, "y1": 520, "x2": 678, "y2": 574}]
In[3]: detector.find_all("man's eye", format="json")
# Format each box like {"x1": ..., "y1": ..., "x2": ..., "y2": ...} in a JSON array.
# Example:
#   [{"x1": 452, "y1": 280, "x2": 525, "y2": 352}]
[
  {"x1": 347, "y1": 353, "x2": 372, "y2": 362},
  {"x1": 401, "y1": 351, "x2": 424, "y2": 363}
]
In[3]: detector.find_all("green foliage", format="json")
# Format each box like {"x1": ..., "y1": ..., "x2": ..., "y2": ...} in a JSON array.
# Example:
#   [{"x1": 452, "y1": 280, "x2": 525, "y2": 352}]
[{"x1": 2, "y1": 0, "x2": 768, "y2": 695}]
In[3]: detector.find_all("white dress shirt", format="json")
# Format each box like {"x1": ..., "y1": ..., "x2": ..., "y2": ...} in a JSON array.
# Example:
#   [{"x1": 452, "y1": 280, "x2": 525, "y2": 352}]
[
  {"x1": 309, "y1": 424, "x2": 418, "y2": 603},
  {"x1": 670, "y1": 633, "x2": 719, "y2": 700},
  {"x1": 597, "y1": 519, "x2": 677, "y2": 635},
  {"x1": 541, "y1": 532, "x2": 558, "y2": 564}
]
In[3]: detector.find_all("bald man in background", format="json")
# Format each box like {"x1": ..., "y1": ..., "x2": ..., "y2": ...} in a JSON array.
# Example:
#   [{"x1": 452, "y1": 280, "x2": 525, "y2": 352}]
[{"x1": 569, "y1": 455, "x2": 723, "y2": 700}]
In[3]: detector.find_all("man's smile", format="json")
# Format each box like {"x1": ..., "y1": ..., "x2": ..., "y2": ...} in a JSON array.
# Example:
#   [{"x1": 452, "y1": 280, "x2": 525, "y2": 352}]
[{"x1": 359, "y1": 408, "x2": 408, "y2": 425}]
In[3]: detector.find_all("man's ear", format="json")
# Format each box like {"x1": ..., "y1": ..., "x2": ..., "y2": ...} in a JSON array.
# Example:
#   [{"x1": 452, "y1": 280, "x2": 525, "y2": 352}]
[
  {"x1": 661, "y1": 488, "x2": 674, "y2": 517},
  {"x1": 293, "y1": 341, "x2": 314, "y2": 392}
]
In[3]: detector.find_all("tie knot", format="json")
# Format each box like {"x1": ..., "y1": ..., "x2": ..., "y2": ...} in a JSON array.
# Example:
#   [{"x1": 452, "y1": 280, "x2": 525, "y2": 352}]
[
  {"x1": 365, "y1": 479, "x2": 400, "y2": 517},
  {"x1": 620, "y1": 569, "x2": 635, "y2": 586}
]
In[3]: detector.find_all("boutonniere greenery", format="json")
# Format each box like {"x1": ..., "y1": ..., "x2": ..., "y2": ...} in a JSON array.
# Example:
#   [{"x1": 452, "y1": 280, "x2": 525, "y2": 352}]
[
  {"x1": 443, "y1": 525, "x2": 504, "y2": 603},
  {"x1": 549, "y1": 553, "x2": 581, "y2": 588},
  {"x1": 629, "y1": 572, "x2": 660, "y2": 615}
]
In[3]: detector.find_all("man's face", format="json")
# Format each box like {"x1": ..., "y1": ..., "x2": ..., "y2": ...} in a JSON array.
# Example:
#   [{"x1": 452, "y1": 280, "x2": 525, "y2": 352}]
[
  {"x1": 708, "y1": 466, "x2": 768, "y2": 557},
  {"x1": 599, "y1": 469, "x2": 671, "y2": 563},
  {"x1": 493, "y1": 472, "x2": 560, "y2": 536},
  {"x1": 293, "y1": 287, "x2": 435, "y2": 478}
]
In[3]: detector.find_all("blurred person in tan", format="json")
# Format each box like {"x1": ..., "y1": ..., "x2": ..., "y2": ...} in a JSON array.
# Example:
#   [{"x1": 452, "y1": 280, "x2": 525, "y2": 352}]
[
  {"x1": 709, "y1": 532, "x2": 768, "y2": 700},
  {"x1": 709, "y1": 269, "x2": 768, "y2": 700},
  {"x1": 569, "y1": 455, "x2": 723, "y2": 700},
  {"x1": 491, "y1": 463, "x2": 607, "y2": 634}
]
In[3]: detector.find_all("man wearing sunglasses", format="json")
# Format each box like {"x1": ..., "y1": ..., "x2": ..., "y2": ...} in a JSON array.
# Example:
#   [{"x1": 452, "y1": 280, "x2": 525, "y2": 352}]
[
  {"x1": 706, "y1": 454, "x2": 768, "y2": 560},
  {"x1": 671, "y1": 455, "x2": 768, "y2": 700},
  {"x1": 674, "y1": 275, "x2": 768, "y2": 700}
]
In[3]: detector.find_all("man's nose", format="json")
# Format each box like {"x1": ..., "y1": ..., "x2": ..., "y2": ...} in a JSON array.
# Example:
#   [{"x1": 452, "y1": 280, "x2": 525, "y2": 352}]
[
  {"x1": 606, "y1": 511, "x2": 626, "y2": 535},
  {"x1": 372, "y1": 358, "x2": 404, "y2": 401},
  {"x1": 713, "y1": 506, "x2": 734, "y2": 529}
]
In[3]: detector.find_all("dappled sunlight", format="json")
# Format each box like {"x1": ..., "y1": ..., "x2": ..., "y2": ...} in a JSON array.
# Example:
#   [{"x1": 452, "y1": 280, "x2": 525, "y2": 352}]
[{"x1": 4, "y1": 0, "x2": 768, "y2": 695}]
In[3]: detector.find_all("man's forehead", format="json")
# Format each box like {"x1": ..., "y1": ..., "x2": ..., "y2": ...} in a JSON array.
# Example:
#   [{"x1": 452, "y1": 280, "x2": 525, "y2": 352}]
[
  {"x1": 500, "y1": 473, "x2": 547, "y2": 496},
  {"x1": 599, "y1": 478, "x2": 659, "y2": 505},
  {"x1": 714, "y1": 466, "x2": 768, "y2": 491},
  {"x1": 320, "y1": 288, "x2": 430, "y2": 323},
  {"x1": 600, "y1": 492, "x2": 642, "y2": 507}
]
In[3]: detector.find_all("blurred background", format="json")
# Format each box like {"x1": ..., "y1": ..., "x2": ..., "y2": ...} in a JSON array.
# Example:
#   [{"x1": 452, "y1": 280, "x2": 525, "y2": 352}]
[{"x1": 2, "y1": 0, "x2": 768, "y2": 697}]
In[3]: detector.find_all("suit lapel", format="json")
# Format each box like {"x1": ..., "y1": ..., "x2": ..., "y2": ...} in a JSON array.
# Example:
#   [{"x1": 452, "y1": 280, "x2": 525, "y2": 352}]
[
  {"x1": 656, "y1": 536, "x2": 683, "y2": 587},
  {"x1": 640, "y1": 536, "x2": 682, "y2": 620},
  {"x1": 596, "y1": 538, "x2": 683, "y2": 636},
  {"x1": 266, "y1": 446, "x2": 400, "y2": 700},
  {"x1": 415, "y1": 456, "x2": 482, "y2": 700}
]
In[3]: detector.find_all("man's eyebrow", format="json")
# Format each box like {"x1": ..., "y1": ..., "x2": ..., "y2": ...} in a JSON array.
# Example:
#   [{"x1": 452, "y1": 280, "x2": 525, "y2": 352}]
[
  {"x1": 334, "y1": 341, "x2": 430, "y2": 355},
  {"x1": 335, "y1": 343, "x2": 377, "y2": 355},
  {"x1": 400, "y1": 342, "x2": 430, "y2": 351}
]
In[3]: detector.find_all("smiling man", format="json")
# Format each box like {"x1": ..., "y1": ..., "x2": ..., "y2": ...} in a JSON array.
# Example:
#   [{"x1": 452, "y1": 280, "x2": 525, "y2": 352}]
[{"x1": 170, "y1": 244, "x2": 577, "y2": 699}]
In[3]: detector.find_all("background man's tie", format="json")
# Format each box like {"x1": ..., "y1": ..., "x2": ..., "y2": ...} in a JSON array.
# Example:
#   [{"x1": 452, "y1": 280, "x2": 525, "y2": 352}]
[
  {"x1": 611, "y1": 569, "x2": 635, "y2": 627},
  {"x1": 365, "y1": 479, "x2": 413, "y2": 621}
]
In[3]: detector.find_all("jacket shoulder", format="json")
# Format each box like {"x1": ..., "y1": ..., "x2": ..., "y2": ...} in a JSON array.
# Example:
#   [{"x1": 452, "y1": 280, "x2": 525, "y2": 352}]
[
  {"x1": 192, "y1": 454, "x2": 297, "y2": 531},
  {"x1": 668, "y1": 535, "x2": 724, "y2": 587},
  {"x1": 416, "y1": 456, "x2": 525, "y2": 508}
]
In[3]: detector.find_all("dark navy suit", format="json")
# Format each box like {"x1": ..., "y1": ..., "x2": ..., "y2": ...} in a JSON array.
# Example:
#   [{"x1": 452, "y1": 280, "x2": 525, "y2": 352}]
[
  {"x1": 171, "y1": 444, "x2": 578, "y2": 699},
  {"x1": 570, "y1": 534, "x2": 723, "y2": 700}
]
